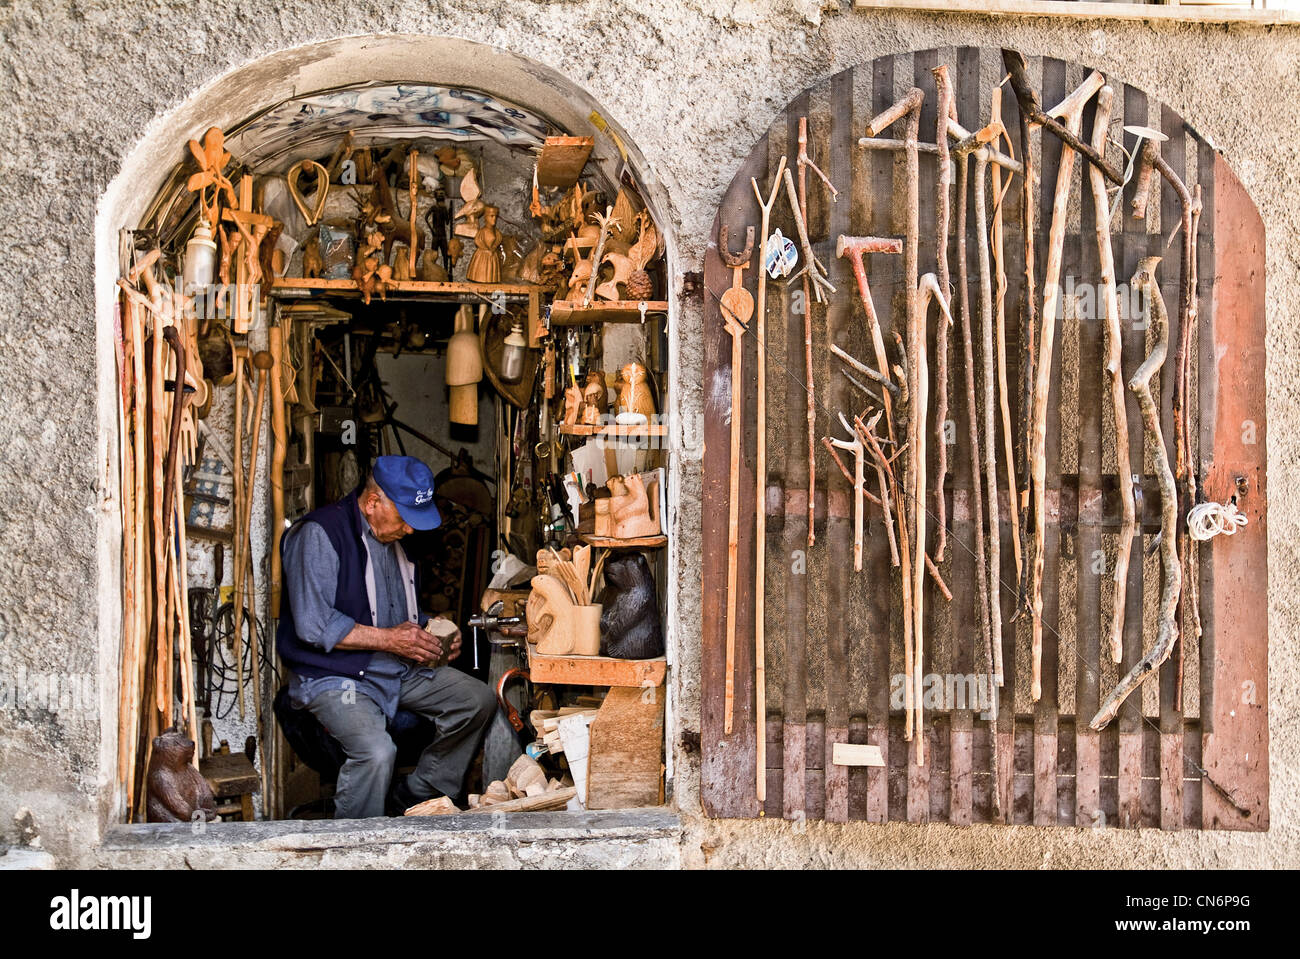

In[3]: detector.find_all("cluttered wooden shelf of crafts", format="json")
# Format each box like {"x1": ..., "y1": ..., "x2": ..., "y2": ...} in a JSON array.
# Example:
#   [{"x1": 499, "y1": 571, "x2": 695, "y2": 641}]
[{"x1": 115, "y1": 90, "x2": 671, "y2": 824}]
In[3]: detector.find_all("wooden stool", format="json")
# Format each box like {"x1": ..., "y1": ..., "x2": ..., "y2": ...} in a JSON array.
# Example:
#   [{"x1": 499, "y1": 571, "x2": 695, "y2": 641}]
[{"x1": 201, "y1": 752, "x2": 259, "y2": 821}]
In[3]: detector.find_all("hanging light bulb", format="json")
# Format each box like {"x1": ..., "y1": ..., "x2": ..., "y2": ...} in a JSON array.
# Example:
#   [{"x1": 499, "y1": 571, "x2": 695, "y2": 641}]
[
  {"x1": 500, "y1": 318, "x2": 528, "y2": 384},
  {"x1": 183, "y1": 216, "x2": 217, "y2": 290}
]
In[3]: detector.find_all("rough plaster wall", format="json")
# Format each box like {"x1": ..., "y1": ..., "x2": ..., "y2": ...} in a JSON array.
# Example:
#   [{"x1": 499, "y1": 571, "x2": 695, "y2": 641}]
[{"x1": 0, "y1": 0, "x2": 1297, "y2": 867}]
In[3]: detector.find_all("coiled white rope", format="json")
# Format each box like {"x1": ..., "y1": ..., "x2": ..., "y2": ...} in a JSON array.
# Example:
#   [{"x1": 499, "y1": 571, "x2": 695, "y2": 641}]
[{"x1": 1187, "y1": 500, "x2": 1248, "y2": 541}]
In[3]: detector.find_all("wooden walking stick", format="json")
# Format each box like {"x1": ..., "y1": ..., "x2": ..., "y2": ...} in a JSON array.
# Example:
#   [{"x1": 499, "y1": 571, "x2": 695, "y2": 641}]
[
  {"x1": 932, "y1": 65, "x2": 955, "y2": 563},
  {"x1": 1132, "y1": 138, "x2": 1204, "y2": 684},
  {"x1": 1090, "y1": 257, "x2": 1180, "y2": 730},
  {"x1": 797, "y1": 117, "x2": 838, "y2": 548},
  {"x1": 1029, "y1": 69, "x2": 1106, "y2": 702},
  {"x1": 954, "y1": 146, "x2": 994, "y2": 683},
  {"x1": 115, "y1": 293, "x2": 138, "y2": 795},
  {"x1": 910, "y1": 273, "x2": 952, "y2": 765},
  {"x1": 751, "y1": 157, "x2": 786, "y2": 799},
  {"x1": 990, "y1": 86, "x2": 1021, "y2": 665},
  {"x1": 1085, "y1": 85, "x2": 1135, "y2": 664},
  {"x1": 246, "y1": 351, "x2": 273, "y2": 726},
  {"x1": 160, "y1": 325, "x2": 188, "y2": 722},
  {"x1": 231, "y1": 346, "x2": 248, "y2": 719},
  {"x1": 972, "y1": 129, "x2": 1005, "y2": 688},
  {"x1": 1012, "y1": 80, "x2": 1038, "y2": 622},
  {"x1": 269, "y1": 326, "x2": 288, "y2": 616},
  {"x1": 718, "y1": 223, "x2": 754, "y2": 738},
  {"x1": 854, "y1": 412, "x2": 900, "y2": 568}
]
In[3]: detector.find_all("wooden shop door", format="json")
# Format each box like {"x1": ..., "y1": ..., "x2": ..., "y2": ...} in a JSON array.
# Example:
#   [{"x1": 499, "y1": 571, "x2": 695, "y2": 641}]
[{"x1": 699, "y1": 47, "x2": 1268, "y2": 829}]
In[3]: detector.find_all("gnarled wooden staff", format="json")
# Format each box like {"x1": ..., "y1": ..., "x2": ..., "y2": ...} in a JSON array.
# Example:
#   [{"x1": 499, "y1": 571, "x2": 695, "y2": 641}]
[
  {"x1": 1132, "y1": 139, "x2": 1204, "y2": 692},
  {"x1": 932, "y1": 65, "x2": 955, "y2": 562},
  {"x1": 1028, "y1": 69, "x2": 1106, "y2": 702},
  {"x1": 1086, "y1": 85, "x2": 1135, "y2": 664},
  {"x1": 836, "y1": 235, "x2": 903, "y2": 444},
  {"x1": 1091, "y1": 257, "x2": 1180, "y2": 730}
]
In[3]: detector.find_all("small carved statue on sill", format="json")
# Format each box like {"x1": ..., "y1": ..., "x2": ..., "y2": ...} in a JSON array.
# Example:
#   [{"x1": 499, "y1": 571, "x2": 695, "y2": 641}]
[
  {"x1": 146, "y1": 727, "x2": 219, "y2": 824},
  {"x1": 466, "y1": 206, "x2": 503, "y2": 284},
  {"x1": 420, "y1": 248, "x2": 449, "y2": 282}
]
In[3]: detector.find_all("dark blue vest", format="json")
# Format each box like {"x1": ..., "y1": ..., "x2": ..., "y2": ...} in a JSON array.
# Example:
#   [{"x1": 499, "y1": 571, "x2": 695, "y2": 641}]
[{"x1": 276, "y1": 490, "x2": 414, "y2": 681}]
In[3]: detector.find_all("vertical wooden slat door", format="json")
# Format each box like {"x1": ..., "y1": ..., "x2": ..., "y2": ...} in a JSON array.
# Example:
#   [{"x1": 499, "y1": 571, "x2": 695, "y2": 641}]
[{"x1": 700, "y1": 47, "x2": 1268, "y2": 830}]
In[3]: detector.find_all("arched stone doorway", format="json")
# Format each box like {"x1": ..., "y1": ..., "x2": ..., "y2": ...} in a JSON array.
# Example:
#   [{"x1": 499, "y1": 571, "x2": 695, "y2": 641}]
[{"x1": 98, "y1": 34, "x2": 682, "y2": 824}]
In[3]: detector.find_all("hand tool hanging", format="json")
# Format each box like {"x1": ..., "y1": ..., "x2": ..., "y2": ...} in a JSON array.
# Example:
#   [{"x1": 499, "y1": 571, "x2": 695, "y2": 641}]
[
  {"x1": 718, "y1": 223, "x2": 754, "y2": 739},
  {"x1": 752, "y1": 156, "x2": 786, "y2": 802},
  {"x1": 1090, "y1": 257, "x2": 1180, "y2": 730},
  {"x1": 1026, "y1": 68, "x2": 1106, "y2": 703}
]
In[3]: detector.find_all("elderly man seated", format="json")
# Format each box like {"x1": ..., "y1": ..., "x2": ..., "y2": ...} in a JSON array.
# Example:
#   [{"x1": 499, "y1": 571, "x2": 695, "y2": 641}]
[{"x1": 276, "y1": 455, "x2": 496, "y2": 818}]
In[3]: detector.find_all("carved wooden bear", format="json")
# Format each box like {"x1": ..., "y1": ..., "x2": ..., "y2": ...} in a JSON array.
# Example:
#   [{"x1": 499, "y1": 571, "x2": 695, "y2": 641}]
[
  {"x1": 598, "y1": 553, "x2": 663, "y2": 660},
  {"x1": 146, "y1": 727, "x2": 219, "y2": 824}
]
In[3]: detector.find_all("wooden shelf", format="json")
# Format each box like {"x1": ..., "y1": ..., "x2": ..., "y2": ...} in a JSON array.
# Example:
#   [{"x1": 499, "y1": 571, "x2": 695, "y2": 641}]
[
  {"x1": 526, "y1": 647, "x2": 666, "y2": 688},
  {"x1": 558, "y1": 423, "x2": 667, "y2": 438},
  {"x1": 549, "y1": 300, "x2": 668, "y2": 325},
  {"x1": 271, "y1": 277, "x2": 544, "y2": 298},
  {"x1": 580, "y1": 534, "x2": 667, "y2": 549}
]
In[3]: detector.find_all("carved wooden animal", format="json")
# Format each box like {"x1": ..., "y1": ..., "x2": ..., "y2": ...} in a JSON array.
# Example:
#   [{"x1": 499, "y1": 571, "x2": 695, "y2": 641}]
[
  {"x1": 391, "y1": 246, "x2": 412, "y2": 281},
  {"x1": 606, "y1": 473, "x2": 660, "y2": 539},
  {"x1": 146, "y1": 727, "x2": 218, "y2": 823},
  {"x1": 562, "y1": 382, "x2": 583, "y2": 426},
  {"x1": 530, "y1": 574, "x2": 585, "y2": 654},
  {"x1": 582, "y1": 371, "x2": 608, "y2": 420},
  {"x1": 598, "y1": 553, "x2": 664, "y2": 659},
  {"x1": 420, "y1": 248, "x2": 448, "y2": 282},
  {"x1": 593, "y1": 496, "x2": 612, "y2": 538},
  {"x1": 616, "y1": 362, "x2": 655, "y2": 419},
  {"x1": 626, "y1": 211, "x2": 659, "y2": 300},
  {"x1": 301, "y1": 235, "x2": 324, "y2": 279},
  {"x1": 596, "y1": 251, "x2": 633, "y2": 301}
]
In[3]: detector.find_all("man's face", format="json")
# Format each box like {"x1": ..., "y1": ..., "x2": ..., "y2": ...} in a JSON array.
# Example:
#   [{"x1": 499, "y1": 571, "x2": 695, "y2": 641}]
[{"x1": 360, "y1": 486, "x2": 413, "y2": 543}]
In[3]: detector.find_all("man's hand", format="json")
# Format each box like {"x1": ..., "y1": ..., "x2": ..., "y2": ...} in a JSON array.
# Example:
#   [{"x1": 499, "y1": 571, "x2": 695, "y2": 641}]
[
  {"x1": 382, "y1": 622, "x2": 442, "y2": 664},
  {"x1": 426, "y1": 616, "x2": 463, "y2": 665}
]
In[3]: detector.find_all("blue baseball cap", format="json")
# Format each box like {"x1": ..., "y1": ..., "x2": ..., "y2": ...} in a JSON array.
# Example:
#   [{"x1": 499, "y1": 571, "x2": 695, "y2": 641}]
[{"x1": 372, "y1": 455, "x2": 442, "y2": 530}]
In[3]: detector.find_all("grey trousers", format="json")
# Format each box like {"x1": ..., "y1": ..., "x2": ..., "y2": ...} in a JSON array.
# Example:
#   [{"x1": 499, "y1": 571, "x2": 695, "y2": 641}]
[{"x1": 305, "y1": 668, "x2": 497, "y2": 819}]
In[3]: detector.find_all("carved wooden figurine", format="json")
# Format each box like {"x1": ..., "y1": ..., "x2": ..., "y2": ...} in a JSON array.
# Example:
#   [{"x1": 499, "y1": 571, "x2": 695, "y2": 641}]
[
  {"x1": 606, "y1": 473, "x2": 660, "y2": 539},
  {"x1": 530, "y1": 574, "x2": 599, "y2": 655},
  {"x1": 146, "y1": 727, "x2": 218, "y2": 823},
  {"x1": 598, "y1": 553, "x2": 664, "y2": 659},
  {"x1": 562, "y1": 380, "x2": 583, "y2": 426},
  {"x1": 466, "y1": 206, "x2": 503, "y2": 283},
  {"x1": 616, "y1": 362, "x2": 655, "y2": 421},
  {"x1": 581, "y1": 370, "x2": 607, "y2": 426},
  {"x1": 186, "y1": 127, "x2": 236, "y2": 227}
]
